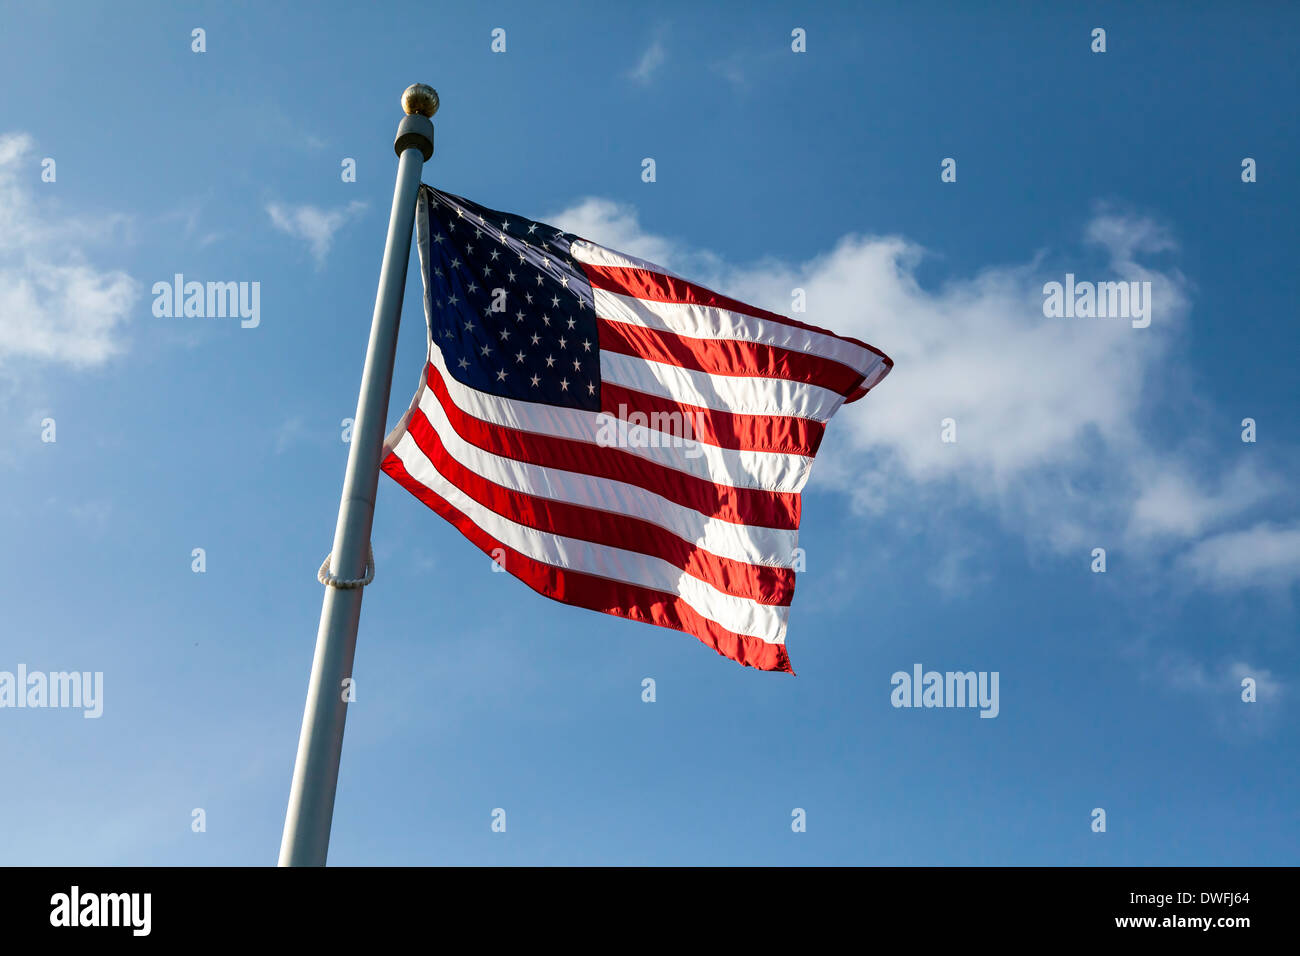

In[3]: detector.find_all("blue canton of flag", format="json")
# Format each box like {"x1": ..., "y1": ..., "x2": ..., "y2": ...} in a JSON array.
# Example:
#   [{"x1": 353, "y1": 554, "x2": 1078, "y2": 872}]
[{"x1": 423, "y1": 186, "x2": 602, "y2": 412}]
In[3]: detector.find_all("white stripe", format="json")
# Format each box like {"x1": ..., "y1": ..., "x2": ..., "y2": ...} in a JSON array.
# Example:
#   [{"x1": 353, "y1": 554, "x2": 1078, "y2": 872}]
[
  {"x1": 569, "y1": 239, "x2": 685, "y2": 279},
  {"x1": 392, "y1": 432, "x2": 789, "y2": 643},
  {"x1": 584, "y1": 271, "x2": 885, "y2": 380},
  {"x1": 601, "y1": 351, "x2": 847, "y2": 422},
  {"x1": 860, "y1": 358, "x2": 890, "y2": 392},
  {"x1": 424, "y1": 343, "x2": 812, "y2": 494},
  {"x1": 412, "y1": 372, "x2": 800, "y2": 567}
]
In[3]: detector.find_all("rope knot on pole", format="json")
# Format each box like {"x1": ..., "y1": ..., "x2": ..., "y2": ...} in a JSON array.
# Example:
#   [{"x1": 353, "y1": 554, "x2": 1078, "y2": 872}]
[{"x1": 317, "y1": 544, "x2": 375, "y2": 589}]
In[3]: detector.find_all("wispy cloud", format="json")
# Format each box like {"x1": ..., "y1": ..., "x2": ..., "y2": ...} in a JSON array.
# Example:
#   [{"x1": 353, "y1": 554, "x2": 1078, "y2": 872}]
[
  {"x1": 627, "y1": 38, "x2": 666, "y2": 84},
  {"x1": 1182, "y1": 522, "x2": 1300, "y2": 590},
  {"x1": 0, "y1": 132, "x2": 138, "y2": 367},
  {"x1": 157, "y1": 199, "x2": 224, "y2": 250},
  {"x1": 710, "y1": 53, "x2": 747, "y2": 90},
  {"x1": 267, "y1": 200, "x2": 367, "y2": 267},
  {"x1": 1151, "y1": 649, "x2": 1283, "y2": 731},
  {"x1": 274, "y1": 415, "x2": 307, "y2": 454}
]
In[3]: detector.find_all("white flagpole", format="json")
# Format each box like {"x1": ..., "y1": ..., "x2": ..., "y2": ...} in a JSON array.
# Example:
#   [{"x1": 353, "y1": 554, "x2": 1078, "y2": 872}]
[{"x1": 278, "y1": 84, "x2": 438, "y2": 866}]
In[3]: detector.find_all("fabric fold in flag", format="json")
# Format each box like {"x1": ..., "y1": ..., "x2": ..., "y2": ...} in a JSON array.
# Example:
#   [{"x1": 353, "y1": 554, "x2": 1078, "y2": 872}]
[{"x1": 381, "y1": 184, "x2": 892, "y2": 672}]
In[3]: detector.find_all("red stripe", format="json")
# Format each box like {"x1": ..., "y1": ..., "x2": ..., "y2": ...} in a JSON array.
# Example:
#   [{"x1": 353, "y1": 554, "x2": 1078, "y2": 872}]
[
  {"x1": 595, "y1": 317, "x2": 865, "y2": 397},
  {"x1": 402, "y1": 407, "x2": 795, "y2": 605},
  {"x1": 424, "y1": 361, "x2": 801, "y2": 530},
  {"x1": 581, "y1": 260, "x2": 895, "y2": 370},
  {"x1": 599, "y1": 381, "x2": 824, "y2": 458},
  {"x1": 382, "y1": 451, "x2": 794, "y2": 673}
]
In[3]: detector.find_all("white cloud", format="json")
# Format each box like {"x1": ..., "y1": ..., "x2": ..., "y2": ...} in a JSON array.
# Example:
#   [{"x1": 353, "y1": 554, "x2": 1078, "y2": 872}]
[
  {"x1": 549, "y1": 198, "x2": 690, "y2": 270},
  {"x1": 267, "y1": 200, "x2": 366, "y2": 267},
  {"x1": 627, "y1": 39, "x2": 666, "y2": 84},
  {"x1": 546, "y1": 197, "x2": 1295, "y2": 586},
  {"x1": 274, "y1": 415, "x2": 307, "y2": 454},
  {"x1": 1148, "y1": 652, "x2": 1281, "y2": 700},
  {"x1": 1122, "y1": 638, "x2": 1286, "y2": 732},
  {"x1": 710, "y1": 54, "x2": 747, "y2": 90},
  {"x1": 927, "y1": 545, "x2": 993, "y2": 599},
  {"x1": 716, "y1": 213, "x2": 1189, "y2": 523},
  {"x1": 157, "y1": 199, "x2": 224, "y2": 249},
  {"x1": 1128, "y1": 462, "x2": 1275, "y2": 540},
  {"x1": 0, "y1": 132, "x2": 138, "y2": 367},
  {"x1": 1229, "y1": 661, "x2": 1283, "y2": 701},
  {"x1": 1182, "y1": 522, "x2": 1300, "y2": 589}
]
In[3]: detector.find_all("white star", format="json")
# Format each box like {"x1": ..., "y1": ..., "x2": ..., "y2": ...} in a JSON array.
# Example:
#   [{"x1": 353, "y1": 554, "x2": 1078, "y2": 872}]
[
  {"x1": 448, "y1": 293, "x2": 460, "y2": 306},
  {"x1": 449, "y1": 257, "x2": 462, "y2": 270},
  {"x1": 457, "y1": 357, "x2": 469, "y2": 369},
  {"x1": 542, "y1": 314, "x2": 551, "y2": 326},
  {"x1": 586, "y1": 383, "x2": 596, "y2": 395},
  {"x1": 541, "y1": 257, "x2": 551, "y2": 270},
  {"x1": 560, "y1": 378, "x2": 569, "y2": 391},
  {"x1": 535, "y1": 274, "x2": 544, "y2": 286},
  {"x1": 550, "y1": 295, "x2": 560, "y2": 307},
  {"x1": 465, "y1": 244, "x2": 474, "y2": 256},
  {"x1": 463, "y1": 319, "x2": 474, "y2": 331},
  {"x1": 557, "y1": 336, "x2": 567, "y2": 349},
  {"x1": 466, "y1": 281, "x2": 479, "y2": 293},
  {"x1": 498, "y1": 232, "x2": 508, "y2": 244},
  {"x1": 572, "y1": 358, "x2": 581, "y2": 371},
  {"x1": 496, "y1": 369, "x2": 508, "y2": 381},
  {"x1": 456, "y1": 207, "x2": 465, "y2": 218},
  {"x1": 480, "y1": 343, "x2": 492, "y2": 356},
  {"x1": 566, "y1": 317, "x2": 576, "y2": 329},
  {"x1": 483, "y1": 265, "x2": 492, "y2": 277},
  {"x1": 530, "y1": 333, "x2": 541, "y2": 345},
  {"x1": 473, "y1": 227, "x2": 482, "y2": 239},
  {"x1": 545, "y1": 354, "x2": 555, "y2": 367},
  {"x1": 490, "y1": 248, "x2": 500, "y2": 261},
  {"x1": 434, "y1": 266, "x2": 444, "y2": 277},
  {"x1": 559, "y1": 275, "x2": 569, "y2": 288},
  {"x1": 530, "y1": 374, "x2": 541, "y2": 387},
  {"x1": 576, "y1": 299, "x2": 586, "y2": 310},
  {"x1": 515, "y1": 310, "x2": 525, "y2": 322},
  {"x1": 501, "y1": 220, "x2": 510, "y2": 232},
  {"x1": 507, "y1": 270, "x2": 516, "y2": 282},
  {"x1": 527, "y1": 223, "x2": 538, "y2": 234},
  {"x1": 581, "y1": 339, "x2": 592, "y2": 351},
  {"x1": 517, "y1": 252, "x2": 527, "y2": 264},
  {"x1": 515, "y1": 350, "x2": 526, "y2": 363},
  {"x1": 499, "y1": 328, "x2": 510, "y2": 341},
  {"x1": 525, "y1": 293, "x2": 534, "y2": 304},
  {"x1": 433, "y1": 233, "x2": 445, "y2": 244}
]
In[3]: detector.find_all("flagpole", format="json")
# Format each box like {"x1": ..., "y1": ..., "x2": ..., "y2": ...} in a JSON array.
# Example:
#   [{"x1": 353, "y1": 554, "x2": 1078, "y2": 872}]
[{"x1": 278, "y1": 84, "x2": 438, "y2": 867}]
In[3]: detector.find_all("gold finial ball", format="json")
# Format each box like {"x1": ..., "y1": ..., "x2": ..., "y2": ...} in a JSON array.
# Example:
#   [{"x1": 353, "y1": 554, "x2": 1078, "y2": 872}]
[{"x1": 402, "y1": 84, "x2": 440, "y2": 117}]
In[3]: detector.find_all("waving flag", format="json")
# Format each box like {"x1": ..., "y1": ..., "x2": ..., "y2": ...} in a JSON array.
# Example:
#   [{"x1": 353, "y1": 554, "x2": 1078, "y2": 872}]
[{"x1": 381, "y1": 185, "x2": 892, "y2": 672}]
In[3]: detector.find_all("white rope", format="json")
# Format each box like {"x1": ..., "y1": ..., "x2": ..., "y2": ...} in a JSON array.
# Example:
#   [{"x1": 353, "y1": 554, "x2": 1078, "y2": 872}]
[{"x1": 318, "y1": 544, "x2": 375, "y2": 589}]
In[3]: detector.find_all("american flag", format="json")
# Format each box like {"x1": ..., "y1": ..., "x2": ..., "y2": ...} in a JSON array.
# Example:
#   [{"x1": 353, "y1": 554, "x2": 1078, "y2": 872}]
[{"x1": 381, "y1": 185, "x2": 892, "y2": 672}]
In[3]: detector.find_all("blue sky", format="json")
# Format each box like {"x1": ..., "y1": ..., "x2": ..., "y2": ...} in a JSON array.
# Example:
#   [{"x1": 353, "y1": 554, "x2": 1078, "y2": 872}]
[{"x1": 1, "y1": 0, "x2": 1297, "y2": 865}]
